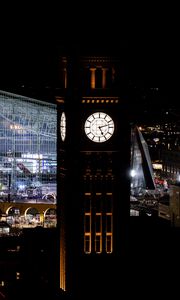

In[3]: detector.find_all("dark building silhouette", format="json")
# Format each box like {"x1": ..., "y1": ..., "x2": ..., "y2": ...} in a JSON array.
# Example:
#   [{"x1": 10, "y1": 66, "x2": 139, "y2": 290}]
[{"x1": 56, "y1": 51, "x2": 132, "y2": 298}]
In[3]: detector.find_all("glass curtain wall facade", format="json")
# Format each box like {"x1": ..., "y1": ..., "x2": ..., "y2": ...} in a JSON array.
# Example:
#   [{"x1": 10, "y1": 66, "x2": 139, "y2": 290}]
[{"x1": 0, "y1": 90, "x2": 57, "y2": 203}]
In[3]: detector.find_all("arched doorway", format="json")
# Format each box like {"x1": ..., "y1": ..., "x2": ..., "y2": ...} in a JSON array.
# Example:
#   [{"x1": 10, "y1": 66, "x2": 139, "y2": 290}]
[{"x1": 44, "y1": 208, "x2": 57, "y2": 227}]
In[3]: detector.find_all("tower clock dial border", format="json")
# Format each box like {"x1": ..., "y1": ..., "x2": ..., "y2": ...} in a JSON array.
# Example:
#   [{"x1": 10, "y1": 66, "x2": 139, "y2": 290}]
[{"x1": 84, "y1": 112, "x2": 115, "y2": 143}]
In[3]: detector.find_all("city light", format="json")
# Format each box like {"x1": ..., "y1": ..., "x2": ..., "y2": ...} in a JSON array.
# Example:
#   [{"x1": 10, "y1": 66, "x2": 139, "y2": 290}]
[{"x1": 130, "y1": 169, "x2": 136, "y2": 178}]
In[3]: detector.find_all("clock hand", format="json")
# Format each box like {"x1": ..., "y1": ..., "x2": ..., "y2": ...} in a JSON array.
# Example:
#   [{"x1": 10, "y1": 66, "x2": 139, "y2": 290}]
[
  {"x1": 98, "y1": 126, "x2": 105, "y2": 135},
  {"x1": 99, "y1": 124, "x2": 108, "y2": 128}
]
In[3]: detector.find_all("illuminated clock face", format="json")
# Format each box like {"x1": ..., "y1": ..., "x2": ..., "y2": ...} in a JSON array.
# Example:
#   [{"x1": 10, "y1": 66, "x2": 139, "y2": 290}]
[
  {"x1": 84, "y1": 112, "x2": 115, "y2": 143},
  {"x1": 60, "y1": 112, "x2": 66, "y2": 141}
]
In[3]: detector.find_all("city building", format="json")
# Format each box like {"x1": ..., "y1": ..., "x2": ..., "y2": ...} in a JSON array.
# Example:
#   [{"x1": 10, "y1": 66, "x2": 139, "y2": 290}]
[
  {"x1": 161, "y1": 149, "x2": 180, "y2": 182},
  {"x1": 0, "y1": 90, "x2": 57, "y2": 228},
  {"x1": 0, "y1": 90, "x2": 59, "y2": 298},
  {"x1": 56, "y1": 53, "x2": 157, "y2": 298},
  {"x1": 158, "y1": 184, "x2": 180, "y2": 227},
  {"x1": 137, "y1": 111, "x2": 180, "y2": 182},
  {"x1": 170, "y1": 185, "x2": 180, "y2": 226}
]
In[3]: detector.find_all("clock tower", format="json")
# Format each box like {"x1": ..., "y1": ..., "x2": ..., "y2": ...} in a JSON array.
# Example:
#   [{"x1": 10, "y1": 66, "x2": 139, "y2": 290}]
[{"x1": 56, "y1": 51, "x2": 131, "y2": 298}]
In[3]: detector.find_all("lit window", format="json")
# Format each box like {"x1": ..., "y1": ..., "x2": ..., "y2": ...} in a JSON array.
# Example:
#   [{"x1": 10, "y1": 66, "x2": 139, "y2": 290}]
[
  {"x1": 84, "y1": 233, "x2": 91, "y2": 254},
  {"x1": 95, "y1": 234, "x2": 102, "y2": 253},
  {"x1": 106, "y1": 213, "x2": 113, "y2": 253},
  {"x1": 106, "y1": 234, "x2": 113, "y2": 253}
]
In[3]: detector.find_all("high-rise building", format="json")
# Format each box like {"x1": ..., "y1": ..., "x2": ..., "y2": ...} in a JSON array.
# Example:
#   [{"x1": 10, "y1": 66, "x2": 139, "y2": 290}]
[{"x1": 56, "y1": 53, "x2": 131, "y2": 298}]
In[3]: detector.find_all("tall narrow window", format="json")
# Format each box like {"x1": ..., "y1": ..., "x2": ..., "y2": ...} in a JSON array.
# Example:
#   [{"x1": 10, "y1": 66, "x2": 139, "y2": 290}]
[
  {"x1": 106, "y1": 233, "x2": 113, "y2": 253},
  {"x1": 95, "y1": 234, "x2": 102, "y2": 254},
  {"x1": 106, "y1": 213, "x2": 113, "y2": 253},
  {"x1": 84, "y1": 233, "x2": 91, "y2": 254},
  {"x1": 63, "y1": 68, "x2": 67, "y2": 88},
  {"x1": 95, "y1": 213, "x2": 102, "y2": 253},
  {"x1": 84, "y1": 193, "x2": 91, "y2": 212},
  {"x1": 84, "y1": 213, "x2": 91, "y2": 232},
  {"x1": 84, "y1": 194, "x2": 92, "y2": 253},
  {"x1": 90, "y1": 68, "x2": 96, "y2": 89},
  {"x1": 105, "y1": 193, "x2": 113, "y2": 212},
  {"x1": 95, "y1": 193, "x2": 102, "y2": 212},
  {"x1": 84, "y1": 213, "x2": 91, "y2": 253},
  {"x1": 105, "y1": 194, "x2": 113, "y2": 253},
  {"x1": 102, "y1": 68, "x2": 108, "y2": 88}
]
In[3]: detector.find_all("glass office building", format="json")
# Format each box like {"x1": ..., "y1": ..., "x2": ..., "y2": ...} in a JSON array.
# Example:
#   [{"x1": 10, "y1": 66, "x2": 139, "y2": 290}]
[{"x1": 0, "y1": 90, "x2": 57, "y2": 203}]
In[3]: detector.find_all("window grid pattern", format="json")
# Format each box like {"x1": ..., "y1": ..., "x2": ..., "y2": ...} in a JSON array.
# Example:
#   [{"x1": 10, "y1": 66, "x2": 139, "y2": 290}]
[
  {"x1": 83, "y1": 178, "x2": 113, "y2": 254},
  {"x1": 0, "y1": 90, "x2": 57, "y2": 203}
]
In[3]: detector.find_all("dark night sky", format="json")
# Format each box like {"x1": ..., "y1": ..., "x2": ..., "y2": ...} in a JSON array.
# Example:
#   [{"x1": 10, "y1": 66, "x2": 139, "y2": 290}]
[
  {"x1": 0, "y1": 38, "x2": 173, "y2": 86},
  {"x1": 0, "y1": 6, "x2": 178, "y2": 114}
]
